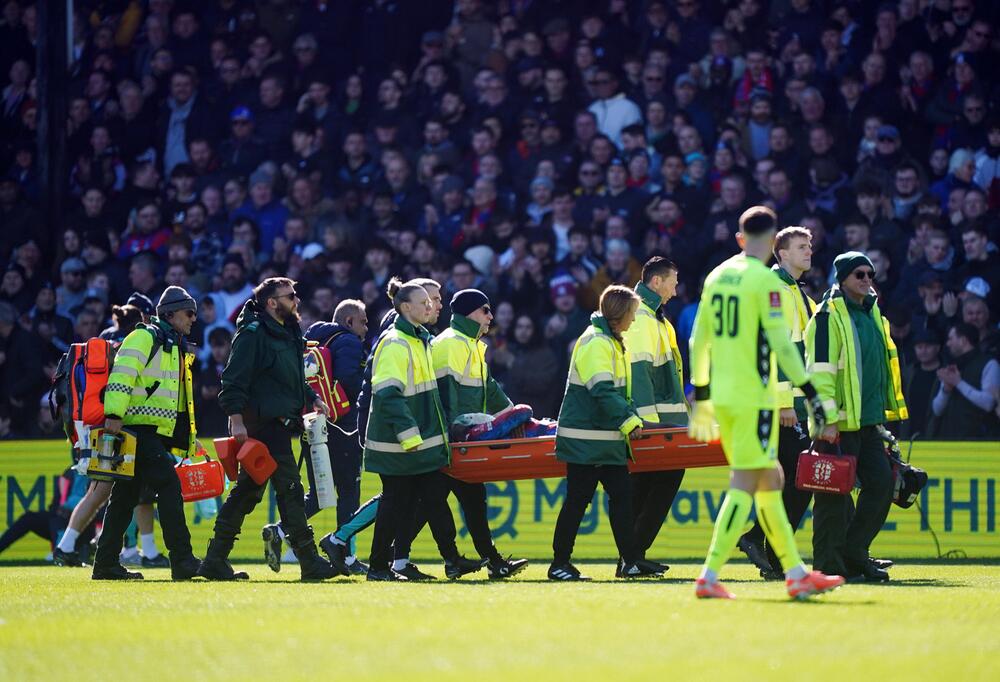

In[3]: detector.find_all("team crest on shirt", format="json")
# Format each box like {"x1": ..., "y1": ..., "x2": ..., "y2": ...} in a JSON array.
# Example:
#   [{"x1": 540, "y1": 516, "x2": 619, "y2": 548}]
[{"x1": 769, "y1": 292, "x2": 781, "y2": 308}]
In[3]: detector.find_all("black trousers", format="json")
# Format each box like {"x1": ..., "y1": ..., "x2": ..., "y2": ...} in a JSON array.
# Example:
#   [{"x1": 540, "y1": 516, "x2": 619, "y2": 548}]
[
  {"x1": 211, "y1": 419, "x2": 313, "y2": 553},
  {"x1": 742, "y1": 423, "x2": 813, "y2": 569},
  {"x1": 812, "y1": 425, "x2": 894, "y2": 575},
  {"x1": 552, "y1": 462, "x2": 636, "y2": 565},
  {"x1": 631, "y1": 468, "x2": 685, "y2": 558},
  {"x1": 399, "y1": 477, "x2": 500, "y2": 562},
  {"x1": 302, "y1": 422, "x2": 362, "y2": 529},
  {"x1": 94, "y1": 426, "x2": 193, "y2": 569},
  {"x1": 0, "y1": 510, "x2": 94, "y2": 555},
  {"x1": 369, "y1": 470, "x2": 455, "y2": 572}
]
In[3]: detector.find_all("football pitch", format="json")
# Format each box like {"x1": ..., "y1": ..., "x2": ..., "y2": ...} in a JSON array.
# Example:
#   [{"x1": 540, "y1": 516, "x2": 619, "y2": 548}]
[{"x1": 1, "y1": 562, "x2": 997, "y2": 681}]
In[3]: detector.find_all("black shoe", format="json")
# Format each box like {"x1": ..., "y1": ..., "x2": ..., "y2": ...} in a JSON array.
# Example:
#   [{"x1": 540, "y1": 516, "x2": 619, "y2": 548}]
[
  {"x1": 643, "y1": 558, "x2": 670, "y2": 574},
  {"x1": 619, "y1": 558, "x2": 663, "y2": 579},
  {"x1": 141, "y1": 554, "x2": 171, "y2": 569},
  {"x1": 197, "y1": 557, "x2": 250, "y2": 581},
  {"x1": 318, "y1": 533, "x2": 351, "y2": 576},
  {"x1": 366, "y1": 568, "x2": 408, "y2": 582},
  {"x1": 737, "y1": 535, "x2": 772, "y2": 572},
  {"x1": 170, "y1": 556, "x2": 201, "y2": 581},
  {"x1": 92, "y1": 564, "x2": 144, "y2": 580},
  {"x1": 346, "y1": 558, "x2": 369, "y2": 575},
  {"x1": 53, "y1": 547, "x2": 84, "y2": 567},
  {"x1": 488, "y1": 556, "x2": 528, "y2": 580},
  {"x1": 395, "y1": 562, "x2": 437, "y2": 581},
  {"x1": 298, "y1": 549, "x2": 339, "y2": 581},
  {"x1": 845, "y1": 562, "x2": 890, "y2": 584},
  {"x1": 760, "y1": 568, "x2": 785, "y2": 582},
  {"x1": 262, "y1": 524, "x2": 283, "y2": 573},
  {"x1": 870, "y1": 557, "x2": 894, "y2": 570},
  {"x1": 444, "y1": 555, "x2": 484, "y2": 580},
  {"x1": 548, "y1": 562, "x2": 590, "y2": 581}
]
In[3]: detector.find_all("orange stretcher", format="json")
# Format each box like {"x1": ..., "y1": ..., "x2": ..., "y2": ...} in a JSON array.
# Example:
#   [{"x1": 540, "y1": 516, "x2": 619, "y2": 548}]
[{"x1": 444, "y1": 427, "x2": 727, "y2": 483}]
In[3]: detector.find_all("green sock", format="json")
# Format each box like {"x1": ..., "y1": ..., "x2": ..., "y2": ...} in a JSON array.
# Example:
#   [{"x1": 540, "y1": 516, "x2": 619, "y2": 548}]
[
  {"x1": 703, "y1": 488, "x2": 754, "y2": 576},
  {"x1": 754, "y1": 489, "x2": 804, "y2": 573}
]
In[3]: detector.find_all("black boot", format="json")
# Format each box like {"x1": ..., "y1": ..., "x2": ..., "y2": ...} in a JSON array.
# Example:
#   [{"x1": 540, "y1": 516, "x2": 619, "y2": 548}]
[
  {"x1": 197, "y1": 539, "x2": 249, "y2": 581},
  {"x1": 295, "y1": 544, "x2": 338, "y2": 581},
  {"x1": 92, "y1": 564, "x2": 144, "y2": 580},
  {"x1": 171, "y1": 555, "x2": 202, "y2": 581}
]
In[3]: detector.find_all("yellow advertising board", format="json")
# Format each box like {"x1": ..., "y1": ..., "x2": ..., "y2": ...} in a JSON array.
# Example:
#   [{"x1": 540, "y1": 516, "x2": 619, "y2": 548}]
[{"x1": 1, "y1": 439, "x2": 997, "y2": 562}]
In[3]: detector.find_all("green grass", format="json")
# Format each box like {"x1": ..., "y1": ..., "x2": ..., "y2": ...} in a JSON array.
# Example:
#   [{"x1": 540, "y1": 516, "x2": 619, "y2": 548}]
[{"x1": 1, "y1": 563, "x2": 998, "y2": 680}]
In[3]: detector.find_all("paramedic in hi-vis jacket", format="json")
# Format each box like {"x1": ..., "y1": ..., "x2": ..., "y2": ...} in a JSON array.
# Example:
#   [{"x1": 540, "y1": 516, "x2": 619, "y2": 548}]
[{"x1": 92, "y1": 286, "x2": 201, "y2": 581}]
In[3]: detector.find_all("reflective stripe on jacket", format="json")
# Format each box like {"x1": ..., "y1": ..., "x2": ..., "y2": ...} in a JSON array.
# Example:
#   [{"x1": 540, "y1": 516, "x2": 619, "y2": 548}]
[
  {"x1": 805, "y1": 287, "x2": 908, "y2": 432},
  {"x1": 556, "y1": 314, "x2": 642, "y2": 465},
  {"x1": 432, "y1": 313, "x2": 513, "y2": 424},
  {"x1": 772, "y1": 266, "x2": 816, "y2": 420},
  {"x1": 363, "y1": 315, "x2": 450, "y2": 475},
  {"x1": 624, "y1": 282, "x2": 688, "y2": 426},
  {"x1": 104, "y1": 320, "x2": 197, "y2": 456}
]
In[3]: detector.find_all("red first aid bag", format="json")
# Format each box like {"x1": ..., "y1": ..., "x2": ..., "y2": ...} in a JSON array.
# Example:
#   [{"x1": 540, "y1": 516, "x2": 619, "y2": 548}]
[
  {"x1": 795, "y1": 442, "x2": 857, "y2": 495},
  {"x1": 303, "y1": 344, "x2": 352, "y2": 422},
  {"x1": 176, "y1": 449, "x2": 226, "y2": 502}
]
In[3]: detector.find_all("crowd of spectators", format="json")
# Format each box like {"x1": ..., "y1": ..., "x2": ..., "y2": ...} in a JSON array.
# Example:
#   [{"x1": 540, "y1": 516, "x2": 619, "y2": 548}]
[{"x1": 1, "y1": 0, "x2": 999, "y2": 440}]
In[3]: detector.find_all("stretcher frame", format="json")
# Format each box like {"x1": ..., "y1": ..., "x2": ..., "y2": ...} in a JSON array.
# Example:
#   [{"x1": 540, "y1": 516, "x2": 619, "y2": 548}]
[{"x1": 445, "y1": 427, "x2": 726, "y2": 483}]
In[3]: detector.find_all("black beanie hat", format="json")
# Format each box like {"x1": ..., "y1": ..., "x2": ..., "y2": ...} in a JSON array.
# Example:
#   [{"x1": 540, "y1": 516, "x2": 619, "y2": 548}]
[
  {"x1": 833, "y1": 251, "x2": 875, "y2": 284},
  {"x1": 156, "y1": 286, "x2": 197, "y2": 317},
  {"x1": 450, "y1": 289, "x2": 490, "y2": 316}
]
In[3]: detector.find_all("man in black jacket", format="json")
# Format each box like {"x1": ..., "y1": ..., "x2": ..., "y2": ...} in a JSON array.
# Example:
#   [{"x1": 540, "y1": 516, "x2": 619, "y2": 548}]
[
  {"x1": 198, "y1": 278, "x2": 337, "y2": 581},
  {"x1": 262, "y1": 299, "x2": 369, "y2": 574}
]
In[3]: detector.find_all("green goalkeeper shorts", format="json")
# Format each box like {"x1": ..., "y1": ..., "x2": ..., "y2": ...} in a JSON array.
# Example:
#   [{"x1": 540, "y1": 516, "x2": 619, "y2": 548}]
[{"x1": 715, "y1": 405, "x2": 780, "y2": 470}]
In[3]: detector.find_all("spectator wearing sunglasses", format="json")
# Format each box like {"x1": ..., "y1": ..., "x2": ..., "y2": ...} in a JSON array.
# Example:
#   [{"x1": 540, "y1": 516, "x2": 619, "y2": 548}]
[{"x1": 805, "y1": 252, "x2": 908, "y2": 583}]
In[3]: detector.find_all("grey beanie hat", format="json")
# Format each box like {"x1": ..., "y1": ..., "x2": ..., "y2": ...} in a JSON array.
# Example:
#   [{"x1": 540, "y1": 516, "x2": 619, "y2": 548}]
[{"x1": 156, "y1": 286, "x2": 197, "y2": 317}]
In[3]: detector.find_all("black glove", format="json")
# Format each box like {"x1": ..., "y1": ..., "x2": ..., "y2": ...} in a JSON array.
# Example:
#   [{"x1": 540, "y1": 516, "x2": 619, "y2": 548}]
[{"x1": 800, "y1": 381, "x2": 827, "y2": 439}]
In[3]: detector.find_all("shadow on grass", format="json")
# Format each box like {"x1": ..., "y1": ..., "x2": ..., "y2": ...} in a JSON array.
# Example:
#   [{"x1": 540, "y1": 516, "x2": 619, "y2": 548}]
[{"x1": 862, "y1": 578, "x2": 967, "y2": 588}]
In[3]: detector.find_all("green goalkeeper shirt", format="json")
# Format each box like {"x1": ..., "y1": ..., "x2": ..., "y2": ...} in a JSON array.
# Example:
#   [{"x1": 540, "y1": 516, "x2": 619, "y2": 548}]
[{"x1": 689, "y1": 253, "x2": 810, "y2": 409}]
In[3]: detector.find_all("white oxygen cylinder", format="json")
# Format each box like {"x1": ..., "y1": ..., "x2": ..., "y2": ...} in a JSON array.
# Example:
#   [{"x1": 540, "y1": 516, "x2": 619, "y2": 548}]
[{"x1": 303, "y1": 411, "x2": 336, "y2": 509}]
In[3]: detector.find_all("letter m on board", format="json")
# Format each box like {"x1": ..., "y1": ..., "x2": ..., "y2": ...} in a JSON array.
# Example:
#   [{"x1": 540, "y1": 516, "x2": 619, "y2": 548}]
[{"x1": 7, "y1": 475, "x2": 46, "y2": 526}]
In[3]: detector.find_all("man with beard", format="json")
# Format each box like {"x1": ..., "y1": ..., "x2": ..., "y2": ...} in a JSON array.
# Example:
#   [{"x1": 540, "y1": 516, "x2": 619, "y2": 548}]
[{"x1": 197, "y1": 278, "x2": 337, "y2": 581}]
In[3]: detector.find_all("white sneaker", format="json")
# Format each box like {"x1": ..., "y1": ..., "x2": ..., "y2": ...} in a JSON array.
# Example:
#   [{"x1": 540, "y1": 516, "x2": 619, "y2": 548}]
[{"x1": 120, "y1": 547, "x2": 141, "y2": 566}]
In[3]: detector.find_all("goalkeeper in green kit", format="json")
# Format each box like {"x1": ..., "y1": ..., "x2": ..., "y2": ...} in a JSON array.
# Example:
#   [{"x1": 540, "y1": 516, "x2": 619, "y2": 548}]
[{"x1": 688, "y1": 206, "x2": 845, "y2": 600}]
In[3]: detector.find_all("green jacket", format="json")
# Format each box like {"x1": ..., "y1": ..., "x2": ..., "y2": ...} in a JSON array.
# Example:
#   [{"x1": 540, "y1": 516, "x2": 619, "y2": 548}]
[
  {"x1": 218, "y1": 300, "x2": 317, "y2": 421},
  {"x1": 104, "y1": 318, "x2": 197, "y2": 456},
  {"x1": 364, "y1": 315, "x2": 450, "y2": 476},
  {"x1": 804, "y1": 286, "x2": 908, "y2": 432},
  {"x1": 772, "y1": 266, "x2": 817, "y2": 421},
  {"x1": 432, "y1": 313, "x2": 512, "y2": 424},
  {"x1": 556, "y1": 314, "x2": 643, "y2": 465},
  {"x1": 624, "y1": 282, "x2": 688, "y2": 426}
]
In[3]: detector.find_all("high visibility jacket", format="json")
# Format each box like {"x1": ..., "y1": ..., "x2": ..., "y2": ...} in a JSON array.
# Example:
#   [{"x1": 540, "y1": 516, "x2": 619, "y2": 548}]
[
  {"x1": 805, "y1": 287, "x2": 908, "y2": 432},
  {"x1": 432, "y1": 313, "x2": 512, "y2": 424},
  {"x1": 772, "y1": 266, "x2": 816, "y2": 421},
  {"x1": 363, "y1": 315, "x2": 450, "y2": 476},
  {"x1": 556, "y1": 314, "x2": 643, "y2": 465},
  {"x1": 624, "y1": 282, "x2": 688, "y2": 425},
  {"x1": 104, "y1": 319, "x2": 197, "y2": 456}
]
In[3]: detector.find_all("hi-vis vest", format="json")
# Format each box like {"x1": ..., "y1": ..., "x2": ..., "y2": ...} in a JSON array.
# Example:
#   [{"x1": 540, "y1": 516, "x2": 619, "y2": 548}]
[
  {"x1": 625, "y1": 282, "x2": 688, "y2": 425},
  {"x1": 805, "y1": 288, "x2": 908, "y2": 432},
  {"x1": 556, "y1": 314, "x2": 643, "y2": 466},
  {"x1": 103, "y1": 321, "x2": 197, "y2": 456},
  {"x1": 432, "y1": 314, "x2": 513, "y2": 423},
  {"x1": 773, "y1": 266, "x2": 816, "y2": 420},
  {"x1": 363, "y1": 316, "x2": 450, "y2": 476}
]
